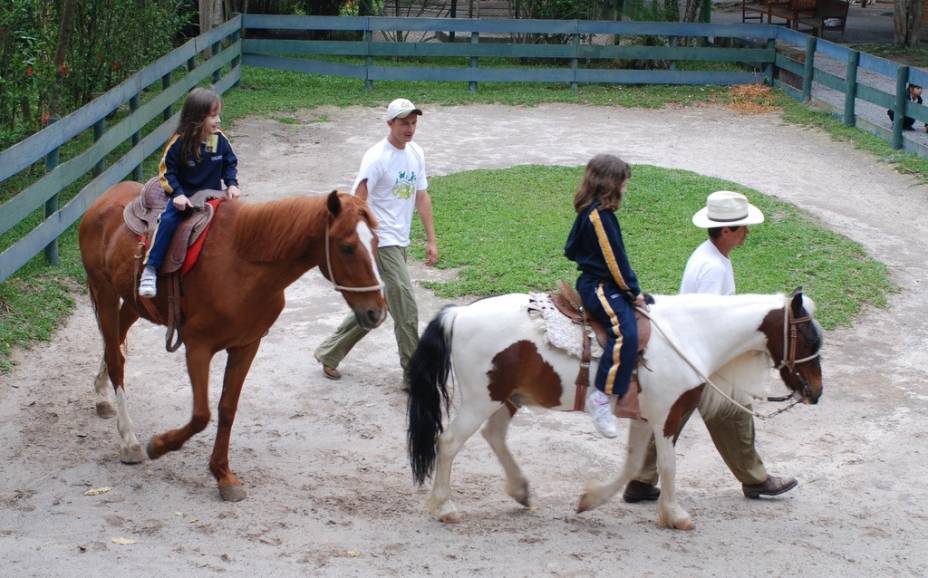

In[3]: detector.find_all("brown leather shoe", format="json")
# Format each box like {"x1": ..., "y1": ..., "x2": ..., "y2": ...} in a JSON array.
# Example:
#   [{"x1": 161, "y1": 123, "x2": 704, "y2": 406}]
[
  {"x1": 623, "y1": 480, "x2": 661, "y2": 503},
  {"x1": 742, "y1": 475, "x2": 797, "y2": 499}
]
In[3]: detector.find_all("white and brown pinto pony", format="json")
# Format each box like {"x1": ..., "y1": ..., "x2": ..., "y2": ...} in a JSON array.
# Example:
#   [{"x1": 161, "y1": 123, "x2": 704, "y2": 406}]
[{"x1": 407, "y1": 289, "x2": 822, "y2": 529}]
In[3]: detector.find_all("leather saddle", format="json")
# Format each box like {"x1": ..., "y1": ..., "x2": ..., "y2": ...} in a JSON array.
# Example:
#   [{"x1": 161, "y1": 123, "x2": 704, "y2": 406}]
[
  {"x1": 123, "y1": 177, "x2": 222, "y2": 275},
  {"x1": 549, "y1": 280, "x2": 651, "y2": 411}
]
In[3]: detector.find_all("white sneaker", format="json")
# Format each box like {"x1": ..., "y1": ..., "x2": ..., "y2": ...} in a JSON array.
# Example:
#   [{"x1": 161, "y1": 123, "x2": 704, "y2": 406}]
[
  {"x1": 586, "y1": 389, "x2": 618, "y2": 438},
  {"x1": 138, "y1": 266, "x2": 157, "y2": 298}
]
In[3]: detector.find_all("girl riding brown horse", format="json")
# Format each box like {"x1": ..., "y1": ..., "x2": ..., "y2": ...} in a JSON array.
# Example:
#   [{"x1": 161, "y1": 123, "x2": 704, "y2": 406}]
[{"x1": 79, "y1": 184, "x2": 386, "y2": 501}]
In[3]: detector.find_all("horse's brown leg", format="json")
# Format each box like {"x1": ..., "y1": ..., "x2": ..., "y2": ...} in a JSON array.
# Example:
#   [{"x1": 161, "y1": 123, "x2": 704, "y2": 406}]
[
  {"x1": 209, "y1": 340, "x2": 261, "y2": 503},
  {"x1": 88, "y1": 279, "x2": 146, "y2": 463},
  {"x1": 146, "y1": 345, "x2": 213, "y2": 459}
]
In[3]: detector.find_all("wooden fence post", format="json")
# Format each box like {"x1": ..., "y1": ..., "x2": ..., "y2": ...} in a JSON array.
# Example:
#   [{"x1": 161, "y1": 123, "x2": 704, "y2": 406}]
[
  {"x1": 764, "y1": 38, "x2": 775, "y2": 86},
  {"x1": 212, "y1": 40, "x2": 222, "y2": 84},
  {"x1": 92, "y1": 118, "x2": 105, "y2": 177},
  {"x1": 570, "y1": 32, "x2": 579, "y2": 91},
  {"x1": 843, "y1": 50, "x2": 859, "y2": 127},
  {"x1": 162, "y1": 73, "x2": 172, "y2": 122},
  {"x1": 469, "y1": 31, "x2": 479, "y2": 92},
  {"x1": 892, "y1": 65, "x2": 910, "y2": 150},
  {"x1": 43, "y1": 116, "x2": 60, "y2": 266},
  {"x1": 130, "y1": 95, "x2": 142, "y2": 181},
  {"x1": 801, "y1": 35, "x2": 816, "y2": 102},
  {"x1": 364, "y1": 29, "x2": 373, "y2": 91}
]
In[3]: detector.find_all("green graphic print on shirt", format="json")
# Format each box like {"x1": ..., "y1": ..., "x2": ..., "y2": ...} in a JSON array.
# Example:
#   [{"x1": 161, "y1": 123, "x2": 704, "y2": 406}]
[{"x1": 393, "y1": 170, "x2": 416, "y2": 199}]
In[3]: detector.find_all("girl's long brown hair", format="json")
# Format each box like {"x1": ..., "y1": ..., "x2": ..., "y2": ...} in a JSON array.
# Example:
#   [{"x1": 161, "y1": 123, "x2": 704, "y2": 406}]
[
  {"x1": 177, "y1": 87, "x2": 221, "y2": 164},
  {"x1": 573, "y1": 154, "x2": 631, "y2": 213}
]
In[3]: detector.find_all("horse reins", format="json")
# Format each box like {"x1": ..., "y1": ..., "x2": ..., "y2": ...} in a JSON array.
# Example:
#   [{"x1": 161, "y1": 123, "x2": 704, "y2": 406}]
[
  {"x1": 323, "y1": 217, "x2": 384, "y2": 293},
  {"x1": 636, "y1": 297, "x2": 820, "y2": 421}
]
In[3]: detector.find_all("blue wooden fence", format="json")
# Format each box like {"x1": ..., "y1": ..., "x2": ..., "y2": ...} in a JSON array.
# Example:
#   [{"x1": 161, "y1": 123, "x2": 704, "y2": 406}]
[{"x1": 2, "y1": 14, "x2": 926, "y2": 283}]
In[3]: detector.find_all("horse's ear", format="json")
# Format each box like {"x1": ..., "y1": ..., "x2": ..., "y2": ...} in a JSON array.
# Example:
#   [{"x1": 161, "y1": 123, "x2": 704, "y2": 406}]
[
  {"x1": 790, "y1": 286, "x2": 804, "y2": 316},
  {"x1": 326, "y1": 190, "x2": 341, "y2": 217}
]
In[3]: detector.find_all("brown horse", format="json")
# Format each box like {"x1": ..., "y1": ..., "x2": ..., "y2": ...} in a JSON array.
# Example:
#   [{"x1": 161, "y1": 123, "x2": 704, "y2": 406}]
[{"x1": 78, "y1": 182, "x2": 386, "y2": 501}]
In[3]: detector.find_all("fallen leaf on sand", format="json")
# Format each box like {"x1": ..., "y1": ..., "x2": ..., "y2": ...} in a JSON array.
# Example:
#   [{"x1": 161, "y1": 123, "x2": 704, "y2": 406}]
[
  {"x1": 83, "y1": 487, "x2": 112, "y2": 496},
  {"x1": 111, "y1": 537, "x2": 137, "y2": 545}
]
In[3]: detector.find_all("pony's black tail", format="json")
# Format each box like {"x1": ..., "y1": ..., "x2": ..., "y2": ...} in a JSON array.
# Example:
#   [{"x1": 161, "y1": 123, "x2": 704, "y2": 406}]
[{"x1": 407, "y1": 305, "x2": 455, "y2": 486}]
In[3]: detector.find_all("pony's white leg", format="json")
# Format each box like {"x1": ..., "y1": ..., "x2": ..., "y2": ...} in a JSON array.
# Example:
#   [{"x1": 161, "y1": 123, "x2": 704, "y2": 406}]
[
  {"x1": 654, "y1": 434, "x2": 693, "y2": 530},
  {"x1": 114, "y1": 387, "x2": 146, "y2": 464},
  {"x1": 93, "y1": 357, "x2": 116, "y2": 418},
  {"x1": 429, "y1": 400, "x2": 500, "y2": 523},
  {"x1": 577, "y1": 418, "x2": 651, "y2": 513},
  {"x1": 481, "y1": 405, "x2": 530, "y2": 507}
]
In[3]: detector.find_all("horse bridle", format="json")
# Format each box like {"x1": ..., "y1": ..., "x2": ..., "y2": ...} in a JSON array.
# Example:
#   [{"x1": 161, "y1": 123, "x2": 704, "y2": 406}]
[
  {"x1": 768, "y1": 298, "x2": 821, "y2": 404},
  {"x1": 323, "y1": 217, "x2": 384, "y2": 294}
]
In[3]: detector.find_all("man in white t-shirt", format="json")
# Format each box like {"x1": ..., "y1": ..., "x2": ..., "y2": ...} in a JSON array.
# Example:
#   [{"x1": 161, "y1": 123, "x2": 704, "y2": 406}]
[
  {"x1": 314, "y1": 98, "x2": 438, "y2": 385},
  {"x1": 623, "y1": 191, "x2": 798, "y2": 503}
]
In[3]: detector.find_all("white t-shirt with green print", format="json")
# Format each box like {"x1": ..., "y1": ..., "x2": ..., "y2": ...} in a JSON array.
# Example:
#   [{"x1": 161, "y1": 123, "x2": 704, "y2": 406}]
[{"x1": 352, "y1": 138, "x2": 428, "y2": 248}]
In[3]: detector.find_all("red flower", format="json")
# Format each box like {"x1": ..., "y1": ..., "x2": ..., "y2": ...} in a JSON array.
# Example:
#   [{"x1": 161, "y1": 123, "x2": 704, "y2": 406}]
[
  {"x1": 58, "y1": 63, "x2": 69, "y2": 76},
  {"x1": 26, "y1": 66, "x2": 33, "y2": 77},
  {"x1": 41, "y1": 111, "x2": 49, "y2": 126},
  {"x1": 113, "y1": 62, "x2": 121, "y2": 71}
]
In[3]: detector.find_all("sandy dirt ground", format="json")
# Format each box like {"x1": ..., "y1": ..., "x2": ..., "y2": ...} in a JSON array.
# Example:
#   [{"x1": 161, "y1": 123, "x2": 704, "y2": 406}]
[{"x1": 2, "y1": 103, "x2": 927, "y2": 577}]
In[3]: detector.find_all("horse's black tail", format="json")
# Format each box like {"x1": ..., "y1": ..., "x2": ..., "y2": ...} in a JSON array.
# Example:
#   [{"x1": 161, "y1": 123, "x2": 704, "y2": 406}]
[{"x1": 407, "y1": 305, "x2": 456, "y2": 486}]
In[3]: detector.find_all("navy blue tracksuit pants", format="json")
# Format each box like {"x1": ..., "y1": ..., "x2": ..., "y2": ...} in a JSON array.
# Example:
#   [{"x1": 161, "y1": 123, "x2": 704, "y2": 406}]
[
  {"x1": 577, "y1": 276, "x2": 638, "y2": 397},
  {"x1": 145, "y1": 201, "x2": 189, "y2": 271}
]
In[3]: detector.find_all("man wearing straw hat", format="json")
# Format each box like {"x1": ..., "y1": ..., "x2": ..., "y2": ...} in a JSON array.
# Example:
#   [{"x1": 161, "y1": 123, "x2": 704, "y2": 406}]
[{"x1": 623, "y1": 190, "x2": 798, "y2": 503}]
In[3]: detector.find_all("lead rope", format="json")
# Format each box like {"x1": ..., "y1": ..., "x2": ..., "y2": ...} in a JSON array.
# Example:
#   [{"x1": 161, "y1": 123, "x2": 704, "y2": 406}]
[
  {"x1": 323, "y1": 218, "x2": 383, "y2": 293},
  {"x1": 634, "y1": 299, "x2": 800, "y2": 421}
]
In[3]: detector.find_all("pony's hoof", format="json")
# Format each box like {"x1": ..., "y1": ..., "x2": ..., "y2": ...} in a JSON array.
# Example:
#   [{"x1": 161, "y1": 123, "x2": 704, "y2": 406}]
[
  {"x1": 658, "y1": 510, "x2": 695, "y2": 530},
  {"x1": 146, "y1": 438, "x2": 165, "y2": 460},
  {"x1": 576, "y1": 492, "x2": 601, "y2": 514},
  {"x1": 507, "y1": 480, "x2": 531, "y2": 507},
  {"x1": 120, "y1": 444, "x2": 146, "y2": 464},
  {"x1": 96, "y1": 401, "x2": 116, "y2": 419},
  {"x1": 438, "y1": 511, "x2": 461, "y2": 523},
  {"x1": 219, "y1": 484, "x2": 247, "y2": 502}
]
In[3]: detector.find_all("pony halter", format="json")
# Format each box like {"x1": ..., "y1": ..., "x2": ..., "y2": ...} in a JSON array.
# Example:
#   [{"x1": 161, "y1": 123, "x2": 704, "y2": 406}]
[
  {"x1": 774, "y1": 298, "x2": 820, "y2": 371},
  {"x1": 323, "y1": 218, "x2": 384, "y2": 293}
]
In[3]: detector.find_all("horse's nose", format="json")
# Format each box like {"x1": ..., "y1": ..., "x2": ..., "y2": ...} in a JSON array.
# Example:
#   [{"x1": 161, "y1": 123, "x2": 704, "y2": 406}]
[{"x1": 366, "y1": 308, "x2": 386, "y2": 328}]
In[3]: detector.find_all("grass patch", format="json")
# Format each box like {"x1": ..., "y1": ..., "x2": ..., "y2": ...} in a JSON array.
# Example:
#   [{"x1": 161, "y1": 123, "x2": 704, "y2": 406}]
[{"x1": 411, "y1": 164, "x2": 894, "y2": 329}]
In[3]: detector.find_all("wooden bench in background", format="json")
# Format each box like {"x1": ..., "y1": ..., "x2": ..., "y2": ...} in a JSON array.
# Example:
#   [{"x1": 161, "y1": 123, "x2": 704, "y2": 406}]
[{"x1": 743, "y1": 0, "x2": 818, "y2": 29}]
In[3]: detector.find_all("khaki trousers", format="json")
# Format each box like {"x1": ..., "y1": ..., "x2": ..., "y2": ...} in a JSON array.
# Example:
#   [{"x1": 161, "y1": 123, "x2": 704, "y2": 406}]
[
  {"x1": 313, "y1": 246, "x2": 419, "y2": 380},
  {"x1": 634, "y1": 405, "x2": 768, "y2": 486}
]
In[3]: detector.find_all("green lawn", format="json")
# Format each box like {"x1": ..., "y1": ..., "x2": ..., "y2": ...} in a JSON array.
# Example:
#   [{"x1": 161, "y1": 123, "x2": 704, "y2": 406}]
[{"x1": 413, "y1": 164, "x2": 892, "y2": 330}]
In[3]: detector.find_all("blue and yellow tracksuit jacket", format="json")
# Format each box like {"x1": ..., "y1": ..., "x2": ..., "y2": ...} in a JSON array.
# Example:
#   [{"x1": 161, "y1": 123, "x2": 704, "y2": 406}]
[{"x1": 564, "y1": 201, "x2": 641, "y2": 397}]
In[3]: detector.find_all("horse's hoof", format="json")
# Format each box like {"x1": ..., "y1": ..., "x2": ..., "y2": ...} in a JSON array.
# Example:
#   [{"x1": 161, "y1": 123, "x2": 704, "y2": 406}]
[
  {"x1": 96, "y1": 401, "x2": 116, "y2": 419},
  {"x1": 657, "y1": 510, "x2": 695, "y2": 531},
  {"x1": 674, "y1": 518, "x2": 695, "y2": 531},
  {"x1": 508, "y1": 480, "x2": 531, "y2": 507},
  {"x1": 576, "y1": 493, "x2": 599, "y2": 514},
  {"x1": 219, "y1": 484, "x2": 247, "y2": 502},
  {"x1": 438, "y1": 511, "x2": 461, "y2": 523},
  {"x1": 120, "y1": 444, "x2": 146, "y2": 464},
  {"x1": 146, "y1": 438, "x2": 164, "y2": 460}
]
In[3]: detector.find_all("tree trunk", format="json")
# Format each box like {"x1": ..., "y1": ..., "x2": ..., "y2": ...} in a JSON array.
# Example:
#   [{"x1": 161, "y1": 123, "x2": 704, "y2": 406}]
[
  {"x1": 895, "y1": 0, "x2": 923, "y2": 47},
  {"x1": 47, "y1": 0, "x2": 77, "y2": 120},
  {"x1": 199, "y1": 0, "x2": 225, "y2": 34}
]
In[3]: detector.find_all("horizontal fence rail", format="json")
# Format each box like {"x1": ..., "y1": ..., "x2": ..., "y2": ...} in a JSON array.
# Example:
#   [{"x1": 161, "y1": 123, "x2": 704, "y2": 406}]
[
  {"x1": 242, "y1": 15, "x2": 779, "y2": 89},
  {"x1": 0, "y1": 15, "x2": 242, "y2": 283}
]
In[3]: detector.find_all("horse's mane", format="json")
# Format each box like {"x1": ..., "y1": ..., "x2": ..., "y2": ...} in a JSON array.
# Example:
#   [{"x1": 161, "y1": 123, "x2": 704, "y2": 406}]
[{"x1": 233, "y1": 196, "x2": 327, "y2": 263}]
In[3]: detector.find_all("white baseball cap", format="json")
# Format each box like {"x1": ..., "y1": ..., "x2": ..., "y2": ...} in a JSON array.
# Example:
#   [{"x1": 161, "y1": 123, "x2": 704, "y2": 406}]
[
  {"x1": 692, "y1": 191, "x2": 764, "y2": 228},
  {"x1": 385, "y1": 98, "x2": 423, "y2": 121}
]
